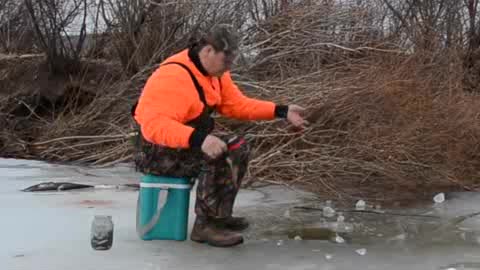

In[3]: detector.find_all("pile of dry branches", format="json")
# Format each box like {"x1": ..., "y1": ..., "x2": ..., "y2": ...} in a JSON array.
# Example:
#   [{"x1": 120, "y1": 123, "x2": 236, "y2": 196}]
[
  {"x1": 229, "y1": 3, "x2": 480, "y2": 204},
  {"x1": 242, "y1": 52, "x2": 480, "y2": 204},
  {"x1": 2, "y1": 0, "x2": 480, "y2": 205}
]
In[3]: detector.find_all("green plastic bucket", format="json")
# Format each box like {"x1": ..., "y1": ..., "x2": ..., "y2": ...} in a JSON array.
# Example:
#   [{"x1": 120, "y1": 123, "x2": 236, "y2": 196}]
[{"x1": 136, "y1": 174, "x2": 191, "y2": 241}]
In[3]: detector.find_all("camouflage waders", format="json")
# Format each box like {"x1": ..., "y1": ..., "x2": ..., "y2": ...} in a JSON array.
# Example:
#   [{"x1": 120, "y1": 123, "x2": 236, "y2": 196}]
[
  {"x1": 133, "y1": 132, "x2": 250, "y2": 219},
  {"x1": 131, "y1": 61, "x2": 250, "y2": 220}
]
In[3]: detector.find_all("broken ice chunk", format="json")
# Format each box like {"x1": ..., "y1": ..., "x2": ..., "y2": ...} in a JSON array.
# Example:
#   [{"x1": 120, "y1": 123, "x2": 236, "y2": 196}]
[
  {"x1": 337, "y1": 214, "x2": 345, "y2": 223},
  {"x1": 323, "y1": 206, "x2": 336, "y2": 218},
  {"x1": 433, "y1": 193, "x2": 445, "y2": 203},
  {"x1": 334, "y1": 234, "x2": 345, "y2": 243},
  {"x1": 355, "y1": 248, "x2": 367, "y2": 256},
  {"x1": 325, "y1": 254, "x2": 333, "y2": 260},
  {"x1": 294, "y1": 235, "x2": 302, "y2": 240},
  {"x1": 391, "y1": 234, "x2": 407, "y2": 241},
  {"x1": 277, "y1": 240, "x2": 284, "y2": 246},
  {"x1": 283, "y1": 209, "x2": 291, "y2": 218},
  {"x1": 355, "y1": 200, "x2": 366, "y2": 210}
]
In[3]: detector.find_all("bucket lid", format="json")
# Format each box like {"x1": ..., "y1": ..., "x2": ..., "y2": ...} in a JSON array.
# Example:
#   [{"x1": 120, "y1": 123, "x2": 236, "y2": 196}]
[{"x1": 139, "y1": 183, "x2": 191, "y2": 189}]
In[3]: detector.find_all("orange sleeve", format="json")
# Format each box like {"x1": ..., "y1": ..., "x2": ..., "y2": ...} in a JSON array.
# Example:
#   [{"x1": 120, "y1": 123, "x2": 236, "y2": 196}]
[
  {"x1": 134, "y1": 65, "x2": 198, "y2": 148},
  {"x1": 217, "y1": 72, "x2": 276, "y2": 120}
]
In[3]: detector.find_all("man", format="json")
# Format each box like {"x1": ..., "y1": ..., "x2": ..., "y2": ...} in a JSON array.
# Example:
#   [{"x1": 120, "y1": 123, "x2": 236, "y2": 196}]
[{"x1": 132, "y1": 24, "x2": 307, "y2": 247}]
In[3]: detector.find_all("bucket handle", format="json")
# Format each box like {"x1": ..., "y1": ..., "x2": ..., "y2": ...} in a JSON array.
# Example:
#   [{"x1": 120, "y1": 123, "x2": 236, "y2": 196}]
[
  {"x1": 136, "y1": 189, "x2": 168, "y2": 238},
  {"x1": 136, "y1": 183, "x2": 191, "y2": 238}
]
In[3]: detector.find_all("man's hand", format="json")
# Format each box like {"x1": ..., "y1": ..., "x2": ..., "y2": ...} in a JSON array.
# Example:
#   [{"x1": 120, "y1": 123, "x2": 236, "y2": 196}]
[
  {"x1": 287, "y1": 104, "x2": 308, "y2": 130},
  {"x1": 201, "y1": 135, "x2": 227, "y2": 159}
]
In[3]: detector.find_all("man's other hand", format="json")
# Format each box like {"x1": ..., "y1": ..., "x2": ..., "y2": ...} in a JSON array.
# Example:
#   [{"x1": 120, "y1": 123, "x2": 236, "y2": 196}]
[
  {"x1": 201, "y1": 135, "x2": 227, "y2": 159},
  {"x1": 287, "y1": 105, "x2": 308, "y2": 130}
]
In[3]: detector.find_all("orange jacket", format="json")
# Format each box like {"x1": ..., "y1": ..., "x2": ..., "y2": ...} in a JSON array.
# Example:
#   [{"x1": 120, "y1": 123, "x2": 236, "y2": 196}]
[{"x1": 134, "y1": 49, "x2": 279, "y2": 149}]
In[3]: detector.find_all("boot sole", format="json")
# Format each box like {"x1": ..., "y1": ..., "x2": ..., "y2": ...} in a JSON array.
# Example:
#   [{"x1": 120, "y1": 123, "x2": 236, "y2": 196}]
[{"x1": 227, "y1": 224, "x2": 249, "y2": 231}]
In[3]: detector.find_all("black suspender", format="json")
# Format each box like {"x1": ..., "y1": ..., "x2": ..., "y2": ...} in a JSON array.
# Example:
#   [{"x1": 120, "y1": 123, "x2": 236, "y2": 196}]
[{"x1": 162, "y1": 62, "x2": 207, "y2": 106}]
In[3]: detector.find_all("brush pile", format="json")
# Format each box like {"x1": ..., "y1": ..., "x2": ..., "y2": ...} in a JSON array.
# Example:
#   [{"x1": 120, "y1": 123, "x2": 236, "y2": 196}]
[{"x1": 2, "y1": 1, "x2": 480, "y2": 205}]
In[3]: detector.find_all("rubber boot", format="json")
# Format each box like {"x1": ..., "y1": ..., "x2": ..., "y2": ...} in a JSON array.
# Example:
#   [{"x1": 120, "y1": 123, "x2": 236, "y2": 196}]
[
  {"x1": 190, "y1": 217, "x2": 244, "y2": 247},
  {"x1": 212, "y1": 216, "x2": 249, "y2": 231}
]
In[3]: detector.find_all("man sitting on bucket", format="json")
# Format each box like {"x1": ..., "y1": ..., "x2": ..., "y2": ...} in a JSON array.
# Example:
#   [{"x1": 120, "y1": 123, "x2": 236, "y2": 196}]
[{"x1": 132, "y1": 24, "x2": 307, "y2": 247}]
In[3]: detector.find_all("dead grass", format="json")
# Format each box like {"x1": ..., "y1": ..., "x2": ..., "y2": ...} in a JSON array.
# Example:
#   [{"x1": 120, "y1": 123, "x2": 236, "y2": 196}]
[
  {"x1": 238, "y1": 52, "x2": 480, "y2": 206},
  {"x1": 1, "y1": 1, "x2": 480, "y2": 206}
]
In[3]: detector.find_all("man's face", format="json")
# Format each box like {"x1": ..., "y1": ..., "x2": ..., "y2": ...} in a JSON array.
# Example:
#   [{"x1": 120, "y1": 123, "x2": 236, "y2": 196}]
[{"x1": 206, "y1": 46, "x2": 237, "y2": 76}]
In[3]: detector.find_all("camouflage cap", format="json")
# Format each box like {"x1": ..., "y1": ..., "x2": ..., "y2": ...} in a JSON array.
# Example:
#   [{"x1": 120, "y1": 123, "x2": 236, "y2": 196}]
[{"x1": 201, "y1": 24, "x2": 240, "y2": 53}]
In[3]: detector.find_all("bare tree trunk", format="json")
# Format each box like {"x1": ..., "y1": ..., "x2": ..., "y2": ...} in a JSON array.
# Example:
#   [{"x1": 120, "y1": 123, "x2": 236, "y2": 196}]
[
  {"x1": 465, "y1": 0, "x2": 480, "y2": 51},
  {"x1": 280, "y1": 0, "x2": 289, "y2": 11},
  {"x1": 23, "y1": 0, "x2": 89, "y2": 75}
]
